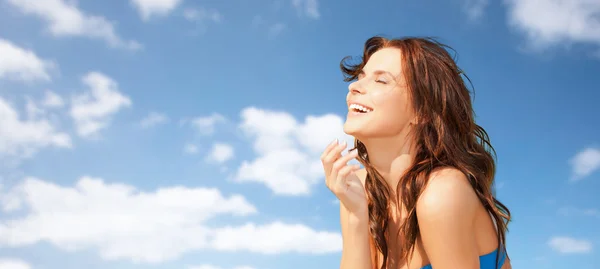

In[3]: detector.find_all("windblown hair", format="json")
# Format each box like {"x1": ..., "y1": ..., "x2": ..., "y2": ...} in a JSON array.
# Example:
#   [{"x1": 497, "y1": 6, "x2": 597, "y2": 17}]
[{"x1": 340, "y1": 36, "x2": 511, "y2": 269}]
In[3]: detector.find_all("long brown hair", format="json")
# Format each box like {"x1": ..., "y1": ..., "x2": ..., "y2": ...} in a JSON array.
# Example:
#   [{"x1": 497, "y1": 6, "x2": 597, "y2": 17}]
[{"x1": 340, "y1": 36, "x2": 511, "y2": 269}]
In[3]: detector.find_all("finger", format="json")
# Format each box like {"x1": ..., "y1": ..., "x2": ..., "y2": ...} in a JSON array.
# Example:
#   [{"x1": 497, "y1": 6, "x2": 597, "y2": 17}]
[
  {"x1": 345, "y1": 178, "x2": 363, "y2": 191},
  {"x1": 327, "y1": 152, "x2": 354, "y2": 188},
  {"x1": 335, "y1": 164, "x2": 361, "y2": 190},
  {"x1": 344, "y1": 166, "x2": 363, "y2": 186},
  {"x1": 331, "y1": 149, "x2": 359, "y2": 174},
  {"x1": 320, "y1": 139, "x2": 339, "y2": 160},
  {"x1": 337, "y1": 164, "x2": 359, "y2": 181},
  {"x1": 342, "y1": 167, "x2": 363, "y2": 193},
  {"x1": 322, "y1": 141, "x2": 347, "y2": 167},
  {"x1": 333, "y1": 164, "x2": 354, "y2": 191}
]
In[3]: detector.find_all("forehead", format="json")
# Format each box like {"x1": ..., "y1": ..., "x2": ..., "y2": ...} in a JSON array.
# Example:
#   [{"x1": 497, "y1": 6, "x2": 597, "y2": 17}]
[{"x1": 363, "y1": 47, "x2": 403, "y2": 76}]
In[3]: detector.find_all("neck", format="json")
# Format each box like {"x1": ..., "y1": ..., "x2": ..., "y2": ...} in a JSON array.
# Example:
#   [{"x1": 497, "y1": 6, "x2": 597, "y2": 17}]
[{"x1": 359, "y1": 129, "x2": 416, "y2": 190}]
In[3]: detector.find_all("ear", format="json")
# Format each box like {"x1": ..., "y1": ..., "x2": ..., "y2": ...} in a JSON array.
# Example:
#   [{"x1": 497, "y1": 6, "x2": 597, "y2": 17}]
[
  {"x1": 408, "y1": 107, "x2": 421, "y2": 125},
  {"x1": 410, "y1": 115, "x2": 420, "y2": 125}
]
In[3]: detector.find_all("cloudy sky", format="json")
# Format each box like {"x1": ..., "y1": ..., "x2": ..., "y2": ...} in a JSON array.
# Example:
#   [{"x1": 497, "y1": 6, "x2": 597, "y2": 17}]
[{"x1": 0, "y1": 0, "x2": 599, "y2": 268}]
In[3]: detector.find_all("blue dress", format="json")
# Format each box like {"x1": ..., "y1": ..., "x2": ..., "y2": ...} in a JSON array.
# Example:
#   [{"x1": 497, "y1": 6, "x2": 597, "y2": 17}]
[{"x1": 419, "y1": 247, "x2": 507, "y2": 269}]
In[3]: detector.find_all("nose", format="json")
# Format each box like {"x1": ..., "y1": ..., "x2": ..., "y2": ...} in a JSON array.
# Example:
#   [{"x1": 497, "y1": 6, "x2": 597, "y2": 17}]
[{"x1": 348, "y1": 80, "x2": 365, "y2": 94}]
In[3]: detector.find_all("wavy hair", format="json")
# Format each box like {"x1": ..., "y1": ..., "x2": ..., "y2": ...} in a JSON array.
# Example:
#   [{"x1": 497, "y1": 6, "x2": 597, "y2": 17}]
[{"x1": 340, "y1": 36, "x2": 511, "y2": 269}]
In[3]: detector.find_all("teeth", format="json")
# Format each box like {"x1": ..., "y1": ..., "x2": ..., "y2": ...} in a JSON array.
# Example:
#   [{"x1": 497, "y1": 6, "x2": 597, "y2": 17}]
[{"x1": 349, "y1": 103, "x2": 373, "y2": 113}]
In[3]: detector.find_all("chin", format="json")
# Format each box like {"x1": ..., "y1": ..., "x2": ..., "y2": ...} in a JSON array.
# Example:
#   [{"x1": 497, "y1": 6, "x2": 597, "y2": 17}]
[
  {"x1": 343, "y1": 120, "x2": 356, "y2": 135},
  {"x1": 343, "y1": 121, "x2": 366, "y2": 141}
]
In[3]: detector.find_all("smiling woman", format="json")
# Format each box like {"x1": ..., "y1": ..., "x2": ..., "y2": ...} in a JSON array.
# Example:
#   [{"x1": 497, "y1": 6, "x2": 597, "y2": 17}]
[{"x1": 322, "y1": 36, "x2": 512, "y2": 269}]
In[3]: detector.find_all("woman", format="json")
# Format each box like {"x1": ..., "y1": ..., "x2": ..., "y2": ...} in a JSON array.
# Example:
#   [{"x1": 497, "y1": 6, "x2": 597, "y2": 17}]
[{"x1": 321, "y1": 36, "x2": 511, "y2": 269}]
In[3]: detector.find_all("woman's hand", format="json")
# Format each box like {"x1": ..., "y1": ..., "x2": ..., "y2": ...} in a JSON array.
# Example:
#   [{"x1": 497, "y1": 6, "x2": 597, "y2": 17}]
[{"x1": 321, "y1": 140, "x2": 368, "y2": 219}]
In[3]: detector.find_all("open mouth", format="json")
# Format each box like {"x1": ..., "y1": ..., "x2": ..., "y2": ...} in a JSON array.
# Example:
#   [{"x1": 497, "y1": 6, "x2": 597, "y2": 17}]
[{"x1": 349, "y1": 103, "x2": 373, "y2": 113}]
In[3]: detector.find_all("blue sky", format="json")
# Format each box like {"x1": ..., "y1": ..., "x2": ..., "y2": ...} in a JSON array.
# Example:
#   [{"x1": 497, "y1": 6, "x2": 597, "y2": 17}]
[{"x1": 0, "y1": 0, "x2": 599, "y2": 268}]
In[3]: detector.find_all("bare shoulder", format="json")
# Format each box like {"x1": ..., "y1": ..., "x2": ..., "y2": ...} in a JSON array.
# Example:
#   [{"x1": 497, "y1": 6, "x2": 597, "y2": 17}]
[
  {"x1": 415, "y1": 167, "x2": 483, "y2": 268},
  {"x1": 416, "y1": 167, "x2": 479, "y2": 221},
  {"x1": 355, "y1": 167, "x2": 367, "y2": 186}
]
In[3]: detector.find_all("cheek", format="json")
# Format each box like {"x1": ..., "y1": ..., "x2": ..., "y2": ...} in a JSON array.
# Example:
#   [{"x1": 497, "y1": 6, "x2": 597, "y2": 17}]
[
  {"x1": 370, "y1": 89, "x2": 411, "y2": 112},
  {"x1": 371, "y1": 91, "x2": 413, "y2": 126},
  {"x1": 369, "y1": 89, "x2": 389, "y2": 105}
]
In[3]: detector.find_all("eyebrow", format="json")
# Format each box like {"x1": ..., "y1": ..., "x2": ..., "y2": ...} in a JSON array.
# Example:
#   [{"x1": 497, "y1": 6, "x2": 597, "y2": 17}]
[{"x1": 359, "y1": 69, "x2": 396, "y2": 77}]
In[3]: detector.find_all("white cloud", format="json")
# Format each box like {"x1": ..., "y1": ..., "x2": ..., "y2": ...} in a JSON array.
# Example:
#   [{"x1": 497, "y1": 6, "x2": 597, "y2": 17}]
[
  {"x1": 20, "y1": 91, "x2": 65, "y2": 122},
  {"x1": 251, "y1": 16, "x2": 284, "y2": 39},
  {"x1": 6, "y1": 0, "x2": 141, "y2": 50},
  {"x1": 70, "y1": 72, "x2": 132, "y2": 138},
  {"x1": 41, "y1": 90, "x2": 64, "y2": 108},
  {"x1": 235, "y1": 107, "x2": 354, "y2": 195},
  {"x1": 504, "y1": 0, "x2": 600, "y2": 53},
  {"x1": 187, "y1": 113, "x2": 226, "y2": 135},
  {"x1": 463, "y1": 0, "x2": 489, "y2": 21},
  {"x1": 569, "y1": 147, "x2": 600, "y2": 181},
  {"x1": 139, "y1": 112, "x2": 168, "y2": 128},
  {"x1": 183, "y1": 7, "x2": 222, "y2": 23},
  {"x1": 558, "y1": 206, "x2": 600, "y2": 218},
  {"x1": 211, "y1": 221, "x2": 341, "y2": 254},
  {"x1": 0, "y1": 97, "x2": 71, "y2": 160},
  {"x1": 24, "y1": 97, "x2": 44, "y2": 120},
  {"x1": 0, "y1": 176, "x2": 257, "y2": 263},
  {"x1": 0, "y1": 38, "x2": 55, "y2": 83},
  {"x1": 130, "y1": 0, "x2": 183, "y2": 21},
  {"x1": 292, "y1": 0, "x2": 320, "y2": 19},
  {"x1": 268, "y1": 23, "x2": 286, "y2": 39},
  {"x1": 190, "y1": 266, "x2": 255, "y2": 269},
  {"x1": 0, "y1": 176, "x2": 340, "y2": 263},
  {"x1": 182, "y1": 7, "x2": 223, "y2": 35},
  {"x1": 251, "y1": 15, "x2": 264, "y2": 28},
  {"x1": 206, "y1": 143, "x2": 234, "y2": 163},
  {"x1": 183, "y1": 143, "x2": 199, "y2": 154},
  {"x1": 0, "y1": 258, "x2": 31, "y2": 269},
  {"x1": 548, "y1": 236, "x2": 593, "y2": 254}
]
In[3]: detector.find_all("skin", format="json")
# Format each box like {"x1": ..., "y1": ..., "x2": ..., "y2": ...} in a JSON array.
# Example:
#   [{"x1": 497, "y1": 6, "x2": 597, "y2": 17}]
[{"x1": 322, "y1": 48, "x2": 512, "y2": 269}]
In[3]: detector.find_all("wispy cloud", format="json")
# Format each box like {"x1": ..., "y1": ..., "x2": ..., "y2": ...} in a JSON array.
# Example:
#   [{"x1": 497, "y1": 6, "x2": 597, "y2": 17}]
[
  {"x1": 251, "y1": 16, "x2": 285, "y2": 39},
  {"x1": 0, "y1": 38, "x2": 55, "y2": 83},
  {"x1": 292, "y1": 0, "x2": 320, "y2": 19},
  {"x1": 6, "y1": 0, "x2": 141, "y2": 50},
  {"x1": 183, "y1": 143, "x2": 199, "y2": 155},
  {"x1": 189, "y1": 265, "x2": 255, "y2": 269},
  {"x1": 182, "y1": 7, "x2": 223, "y2": 35},
  {"x1": 130, "y1": 0, "x2": 183, "y2": 21},
  {"x1": 569, "y1": 147, "x2": 600, "y2": 181},
  {"x1": 0, "y1": 258, "x2": 31, "y2": 269},
  {"x1": 70, "y1": 72, "x2": 132, "y2": 138},
  {"x1": 0, "y1": 96, "x2": 72, "y2": 161},
  {"x1": 548, "y1": 236, "x2": 593, "y2": 254},
  {"x1": 41, "y1": 90, "x2": 65, "y2": 108},
  {"x1": 558, "y1": 206, "x2": 600, "y2": 218},
  {"x1": 463, "y1": 0, "x2": 489, "y2": 21},
  {"x1": 205, "y1": 143, "x2": 234, "y2": 164},
  {"x1": 139, "y1": 112, "x2": 169, "y2": 128},
  {"x1": 183, "y1": 7, "x2": 222, "y2": 23},
  {"x1": 504, "y1": 0, "x2": 600, "y2": 55},
  {"x1": 251, "y1": 15, "x2": 265, "y2": 28},
  {"x1": 268, "y1": 23, "x2": 286, "y2": 39},
  {"x1": 184, "y1": 113, "x2": 227, "y2": 136}
]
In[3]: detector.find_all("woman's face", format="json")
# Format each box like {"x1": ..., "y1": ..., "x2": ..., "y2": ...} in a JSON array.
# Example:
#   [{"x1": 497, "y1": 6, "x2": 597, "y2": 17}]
[{"x1": 343, "y1": 47, "x2": 416, "y2": 140}]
